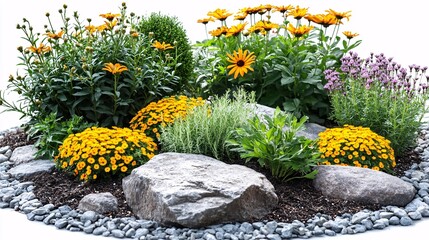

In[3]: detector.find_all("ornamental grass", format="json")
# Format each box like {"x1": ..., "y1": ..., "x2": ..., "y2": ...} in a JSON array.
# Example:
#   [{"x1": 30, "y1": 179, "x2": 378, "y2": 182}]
[
  {"x1": 129, "y1": 95, "x2": 206, "y2": 141},
  {"x1": 54, "y1": 126, "x2": 158, "y2": 182},
  {"x1": 318, "y1": 125, "x2": 396, "y2": 172}
]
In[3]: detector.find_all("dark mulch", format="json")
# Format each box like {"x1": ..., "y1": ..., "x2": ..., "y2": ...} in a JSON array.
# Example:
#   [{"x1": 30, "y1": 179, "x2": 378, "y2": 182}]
[{"x1": 0, "y1": 128, "x2": 422, "y2": 223}]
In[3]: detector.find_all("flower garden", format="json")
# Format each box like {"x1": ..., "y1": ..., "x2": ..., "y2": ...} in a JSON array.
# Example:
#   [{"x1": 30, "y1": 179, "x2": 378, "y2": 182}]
[{"x1": 0, "y1": 1, "x2": 429, "y2": 230}]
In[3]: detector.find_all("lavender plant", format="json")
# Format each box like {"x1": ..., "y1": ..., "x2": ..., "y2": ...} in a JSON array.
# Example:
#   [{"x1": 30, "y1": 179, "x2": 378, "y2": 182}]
[{"x1": 324, "y1": 51, "x2": 429, "y2": 156}]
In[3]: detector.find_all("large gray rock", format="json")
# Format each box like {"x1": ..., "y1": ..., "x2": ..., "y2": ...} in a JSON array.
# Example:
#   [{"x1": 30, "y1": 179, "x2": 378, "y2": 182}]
[
  {"x1": 252, "y1": 104, "x2": 326, "y2": 140},
  {"x1": 122, "y1": 152, "x2": 278, "y2": 228},
  {"x1": 78, "y1": 192, "x2": 118, "y2": 214},
  {"x1": 7, "y1": 160, "x2": 55, "y2": 179},
  {"x1": 313, "y1": 165, "x2": 416, "y2": 206},
  {"x1": 10, "y1": 145, "x2": 38, "y2": 165}
]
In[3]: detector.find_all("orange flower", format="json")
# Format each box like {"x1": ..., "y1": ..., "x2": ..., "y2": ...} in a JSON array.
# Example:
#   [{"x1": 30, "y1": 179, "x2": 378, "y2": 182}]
[
  {"x1": 287, "y1": 24, "x2": 314, "y2": 37},
  {"x1": 227, "y1": 49, "x2": 256, "y2": 79},
  {"x1": 343, "y1": 31, "x2": 359, "y2": 39},
  {"x1": 102, "y1": 62, "x2": 128, "y2": 74},
  {"x1": 288, "y1": 6, "x2": 308, "y2": 20},
  {"x1": 27, "y1": 43, "x2": 51, "y2": 54},
  {"x1": 152, "y1": 40, "x2": 174, "y2": 51},
  {"x1": 99, "y1": 12, "x2": 120, "y2": 21},
  {"x1": 325, "y1": 9, "x2": 352, "y2": 21},
  {"x1": 197, "y1": 17, "x2": 215, "y2": 24},
  {"x1": 207, "y1": 8, "x2": 232, "y2": 21},
  {"x1": 45, "y1": 30, "x2": 64, "y2": 40}
]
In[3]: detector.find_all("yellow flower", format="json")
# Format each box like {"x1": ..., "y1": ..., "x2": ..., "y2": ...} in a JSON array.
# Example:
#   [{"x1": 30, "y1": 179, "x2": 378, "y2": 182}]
[
  {"x1": 226, "y1": 23, "x2": 247, "y2": 37},
  {"x1": 93, "y1": 174, "x2": 97, "y2": 180},
  {"x1": 325, "y1": 9, "x2": 352, "y2": 21},
  {"x1": 197, "y1": 17, "x2": 215, "y2": 24},
  {"x1": 120, "y1": 166, "x2": 128, "y2": 173},
  {"x1": 288, "y1": 6, "x2": 308, "y2": 20},
  {"x1": 105, "y1": 167, "x2": 111, "y2": 173},
  {"x1": 287, "y1": 24, "x2": 314, "y2": 38},
  {"x1": 305, "y1": 14, "x2": 337, "y2": 28},
  {"x1": 207, "y1": 8, "x2": 232, "y2": 21},
  {"x1": 209, "y1": 26, "x2": 228, "y2": 37},
  {"x1": 99, "y1": 12, "x2": 121, "y2": 21},
  {"x1": 273, "y1": 5, "x2": 294, "y2": 14},
  {"x1": 102, "y1": 62, "x2": 128, "y2": 74},
  {"x1": 152, "y1": 40, "x2": 174, "y2": 51},
  {"x1": 27, "y1": 43, "x2": 51, "y2": 54},
  {"x1": 45, "y1": 30, "x2": 64, "y2": 40},
  {"x1": 226, "y1": 49, "x2": 256, "y2": 79},
  {"x1": 343, "y1": 31, "x2": 359, "y2": 40}
]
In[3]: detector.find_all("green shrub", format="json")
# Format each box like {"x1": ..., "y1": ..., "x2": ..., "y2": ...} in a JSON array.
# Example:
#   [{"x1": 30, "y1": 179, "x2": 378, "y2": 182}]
[
  {"x1": 129, "y1": 95, "x2": 206, "y2": 141},
  {"x1": 159, "y1": 89, "x2": 255, "y2": 160},
  {"x1": 137, "y1": 12, "x2": 194, "y2": 94},
  {"x1": 324, "y1": 52, "x2": 429, "y2": 156},
  {"x1": 27, "y1": 113, "x2": 94, "y2": 159},
  {"x1": 227, "y1": 107, "x2": 321, "y2": 182},
  {"x1": 0, "y1": 3, "x2": 181, "y2": 128},
  {"x1": 318, "y1": 125, "x2": 396, "y2": 172},
  {"x1": 55, "y1": 126, "x2": 157, "y2": 182},
  {"x1": 192, "y1": 5, "x2": 361, "y2": 124}
]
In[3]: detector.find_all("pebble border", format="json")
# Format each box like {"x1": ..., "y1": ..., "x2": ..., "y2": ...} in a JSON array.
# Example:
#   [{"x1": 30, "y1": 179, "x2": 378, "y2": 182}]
[{"x1": 1, "y1": 125, "x2": 429, "y2": 240}]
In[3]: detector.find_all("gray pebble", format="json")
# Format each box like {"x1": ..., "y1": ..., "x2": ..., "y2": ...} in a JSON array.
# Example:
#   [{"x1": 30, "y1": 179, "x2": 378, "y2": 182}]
[
  {"x1": 389, "y1": 216, "x2": 400, "y2": 225},
  {"x1": 54, "y1": 219, "x2": 68, "y2": 229},
  {"x1": 111, "y1": 229, "x2": 125, "y2": 238},
  {"x1": 324, "y1": 229, "x2": 336, "y2": 236},
  {"x1": 93, "y1": 226, "x2": 108, "y2": 235},
  {"x1": 400, "y1": 217, "x2": 413, "y2": 226},
  {"x1": 125, "y1": 228, "x2": 136, "y2": 238}
]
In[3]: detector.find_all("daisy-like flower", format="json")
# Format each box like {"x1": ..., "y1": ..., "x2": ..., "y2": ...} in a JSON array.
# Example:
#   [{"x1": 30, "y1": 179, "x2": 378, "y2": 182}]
[
  {"x1": 99, "y1": 12, "x2": 120, "y2": 21},
  {"x1": 287, "y1": 23, "x2": 314, "y2": 37},
  {"x1": 45, "y1": 30, "x2": 64, "y2": 40},
  {"x1": 152, "y1": 40, "x2": 174, "y2": 51},
  {"x1": 288, "y1": 6, "x2": 308, "y2": 20},
  {"x1": 305, "y1": 14, "x2": 337, "y2": 28},
  {"x1": 207, "y1": 8, "x2": 232, "y2": 21},
  {"x1": 102, "y1": 62, "x2": 128, "y2": 74},
  {"x1": 253, "y1": 20, "x2": 279, "y2": 32},
  {"x1": 85, "y1": 25, "x2": 97, "y2": 34},
  {"x1": 226, "y1": 23, "x2": 247, "y2": 37},
  {"x1": 209, "y1": 26, "x2": 228, "y2": 37},
  {"x1": 273, "y1": 5, "x2": 294, "y2": 14},
  {"x1": 27, "y1": 43, "x2": 51, "y2": 54},
  {"x1": 234, "y1": 11, "x2": 248, "y2": 21},
  {"x1": 197, "y1": 17, "x2": 215, "y2": 25},
  {"x1": 325, "y1": 9, "x2": 352, "y2": 21},
  {"x1": 343, "y1": 31, "x2": 359, "y2": 39},
  {"x1": 226, "y1": 49, "x2": 256, "y2": 79}
]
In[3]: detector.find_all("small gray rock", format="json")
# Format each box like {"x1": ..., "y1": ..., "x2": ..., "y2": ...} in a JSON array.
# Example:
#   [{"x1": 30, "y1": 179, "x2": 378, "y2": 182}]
[{"x1": 400, "y1": 217, "x2": 413, "y2": 226}]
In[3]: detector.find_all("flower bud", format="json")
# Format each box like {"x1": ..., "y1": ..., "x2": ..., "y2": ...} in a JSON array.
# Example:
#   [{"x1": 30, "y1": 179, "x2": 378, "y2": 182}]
[
  {"x1": 8, "y1": 75, "x2": 14, "y2": 82},
  {"x1": 45, "y1": 12, "x2": 50, "y2": 17},
  {"x1": 17, "y1": 46, "x2": 23, "y2": 52}
]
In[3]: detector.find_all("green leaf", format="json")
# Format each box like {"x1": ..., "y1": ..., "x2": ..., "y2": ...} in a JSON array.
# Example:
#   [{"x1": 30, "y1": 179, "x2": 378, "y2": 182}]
[{"x1": 73, "y1": 90, "x2": 90, "y2": 97}]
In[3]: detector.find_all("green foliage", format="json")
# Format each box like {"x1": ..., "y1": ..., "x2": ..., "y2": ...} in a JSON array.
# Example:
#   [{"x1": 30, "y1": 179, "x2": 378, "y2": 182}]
[
  {"x1": 227, "y1": 107, "x2": 321, "y2": 182},
  {"x1": 0, "y1": 3, "x2": 182, "y2": 128},
  {"x1": 318, "y1": 125, "x2": 396, "y2": 172},
  {"x1": 55, "y1": 126, "x2": 158, "y2": 182},
  {"x1": 27, "y1": 114, "x2": 94, "y2": 159},
  {"x1": 137, "y1": 12, "x2": 194, "y2": 94},
  {"x1": 191, "y1": 5, "x2": 361, "y2": 124},
  {"x1": 324, "y1": 52, "x2": 429, "y2": 156},
  {"x1": 159, "y1": 89, "x2": 255, "y2": 160}
]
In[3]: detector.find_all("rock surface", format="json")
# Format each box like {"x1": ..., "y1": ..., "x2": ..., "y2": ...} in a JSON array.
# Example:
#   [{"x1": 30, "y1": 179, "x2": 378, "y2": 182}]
[
  {"x1": 313, "y1": 165, "x2": 416, "y2": 206},
  {"x1": 122, "y1": 152, "x2": 278, "y2": 228},
  {"x1": 7, "y1": 160, "x2": 55, "y2": 179},
  {"x1": 9, "y1": 145, "x2": 38, "y2": 165},
  {"x1": 78, "y1": 192, "x2": 118, "y2": 214}
]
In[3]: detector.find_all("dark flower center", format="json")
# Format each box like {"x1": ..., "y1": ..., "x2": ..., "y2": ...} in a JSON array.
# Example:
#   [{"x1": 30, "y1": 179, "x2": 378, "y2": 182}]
[{"x1": 237, "y1": 60, "x2": 245, "y2": 67}]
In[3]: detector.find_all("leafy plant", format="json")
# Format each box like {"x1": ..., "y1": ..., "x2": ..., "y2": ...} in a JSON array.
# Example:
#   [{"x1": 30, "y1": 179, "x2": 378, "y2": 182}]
[
  {"x1": 137, "y1": 12, "x2": 194, "y2": 94},
  {"x1": 0, "y1": 3, "x2": 182, "y2": 128},
  {"x1": 160, "y1": 88, "x2": 255, "y2": 160},
  {"x1": 318, "y1": 125, "x2": 396, "y2": 172},
  {"x1": 324, "y1": 51, "x2": 429, "y2": 156},
  {"x1": 129, "y1": 95, "x2": 206, "y2": 141},
  {"x1": 27, "y1": 113, "x2": 95, "y2": 159},
  {"x1": 227, "y1": 107, "x2": 321, "y2": 182},
  {"x1": 192, "y1": 5, "x2": 361, "y2": 123},
  {"x1": 55, "y1": 126, "x2": 158, "y2": 182}
]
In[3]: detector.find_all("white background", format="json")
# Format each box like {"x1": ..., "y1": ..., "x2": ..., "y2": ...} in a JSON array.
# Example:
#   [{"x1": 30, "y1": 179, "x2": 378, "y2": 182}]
[{"x1": 1, "y1": 0, "x2": 428, "y2": 131}]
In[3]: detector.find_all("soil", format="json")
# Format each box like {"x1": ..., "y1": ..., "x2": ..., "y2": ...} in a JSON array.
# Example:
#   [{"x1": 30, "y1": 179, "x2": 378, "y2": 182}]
[{"x1": 0, "y1": 128, "x2": 422, "y2": 224}]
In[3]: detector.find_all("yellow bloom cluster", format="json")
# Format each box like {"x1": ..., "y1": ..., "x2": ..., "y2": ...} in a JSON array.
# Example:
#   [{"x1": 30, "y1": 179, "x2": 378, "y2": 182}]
[
  {"x1": 317, "y1": 125, "x2": 396, "y2": 172},
  {"x1": 129, "y1": 95, "x2": 205, "y2": 140},
  {"x1": 54, "y1": 126, "x2": 158, "y2": 182}
]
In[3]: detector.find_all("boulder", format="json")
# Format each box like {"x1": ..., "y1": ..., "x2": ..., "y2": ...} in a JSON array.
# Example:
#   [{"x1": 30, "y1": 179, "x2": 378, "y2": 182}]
[
  {"x1": 7, "y1": 160, "x2": 55, "y2": 179},
  {"x1": 10, "y1": 145, "x2": 38, "y2": 165},
  {"x1": 122, "y1": 152, "x2": 278, "y2": 228},
  {"x1": 78, "y1": 192, "x2": 118, "y2": 214},
  {"x1": 313, "y1": 165, "x2": 416, "y2": 206},
  {"x1": 252, "y1": 104, "x2": 326, "y2": 140}
]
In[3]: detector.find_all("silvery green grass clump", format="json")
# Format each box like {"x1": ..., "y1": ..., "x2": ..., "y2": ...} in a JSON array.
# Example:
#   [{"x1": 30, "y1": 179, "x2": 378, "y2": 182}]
[
  {"x1": 192, "y1": 4, "x2": 361, "y2": 124},
  {"x1": 324, "y1": 51, "x2": 429, "y2": 157}
]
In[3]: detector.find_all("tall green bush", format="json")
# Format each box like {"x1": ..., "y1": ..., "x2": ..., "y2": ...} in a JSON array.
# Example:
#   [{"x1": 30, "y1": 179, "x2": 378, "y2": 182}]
[{"x1": 137, "y1": 12, "x2": 194, "y2": 94}]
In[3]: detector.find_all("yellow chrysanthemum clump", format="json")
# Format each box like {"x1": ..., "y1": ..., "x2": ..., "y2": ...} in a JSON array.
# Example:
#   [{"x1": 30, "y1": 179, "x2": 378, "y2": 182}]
[
  {"x1": 129, "y1": 95, "x2": 206, "y2": 140},
  {"x1": 54, "y1": 126, "x2": 158, "y2": 182},
  {"x1": 317, "y1": 125, "x2": 396, "y2": 172}
]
